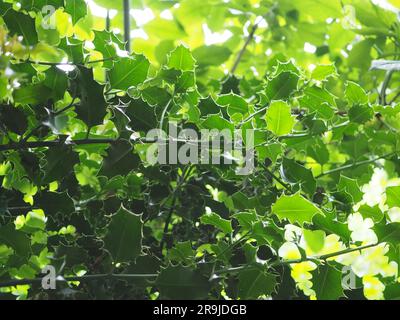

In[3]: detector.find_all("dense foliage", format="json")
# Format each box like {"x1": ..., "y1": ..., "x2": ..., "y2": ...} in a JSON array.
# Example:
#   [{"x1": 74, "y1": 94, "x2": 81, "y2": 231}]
[{"x1": 1, "y1": 0, "x2": 400, "y2": 300}]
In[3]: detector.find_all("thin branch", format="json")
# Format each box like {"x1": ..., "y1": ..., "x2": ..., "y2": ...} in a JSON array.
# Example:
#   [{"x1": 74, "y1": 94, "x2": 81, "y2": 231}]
[
  {"x1": 215, "y1": 243, "x2": 380, "y2": 275},
  {"x1": 0, "y1": 273, "x2": 158, "y2": 288},
  {"x1": 380, "y1": 70, "x2": 394, "y2": 105},
  {"x1": 19, "y1": 57, "x2": 118, "y2": 67},
  {"x1": 260, "y1": 163, "x2": 293, "y2": 194},
  {"x1": 316, "y1": 152, "x2": 397, "y2": 178},
  {"x1": 0, "y1": 138, "x2": 121, "y2": 152},
  {"x1": 0, "y1": 244, "x2": 381, "y2": 287},
  {"x1": 272, "y1": 243, "x2": 380, "y2": 266},
  {"x1": 159, "y1": 165, "x2": 193, "y2": 251},
  {"x1": 238, "y1": 104, "x2": 269, "y2": 126},
  {"x1": 389, "y1": 90, "x2": 400, "y2": 105},
  {"x1": 230, "y1": 18, "x2": 263, "y2": 74},
  {"x1": 278, "y1": 121, "x2": 350, "y2": 140}
]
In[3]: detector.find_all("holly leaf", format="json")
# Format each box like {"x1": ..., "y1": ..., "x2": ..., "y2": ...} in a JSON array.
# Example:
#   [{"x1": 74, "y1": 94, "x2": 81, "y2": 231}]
[
  {"x1": 386, "y1": 186, "x2": 400, "y2": 208},
  {"x1": 200, "y1": 212, "x2": 233, "y2": 234},
  {"x1": 65, "y1": 0, "x2": 87, "y2": 24},
  {"x1": 125, "y1": 98, "x2": 157, "y2": 132},
  {"x1": 374, "y1": 223, "x2": 400, "y2": 247},
  {"x1": 103, "y1": 205, "x2": 143, "y2": 263},
  {"x1": 3, "y1": 10, "x2": 38, "y2": 46},
  {"x1": 92, "y1": 30, "x2": 117, "y2": 69},
  {"x1": 13, "y1": 84, "x2": 52, "y2": 105},
  {"x1": 41, "y1": 145, "x2": 79, "y2": 185},
  {"x1": 348, "y1": 104, "x2": 374, "y2": 124},
  {"x1": 108, "y1": 56, "x2": 150, "y2": 91},
  {"x1": 304, "y1": 229, "x2": 326, "y2": 253},
  {"x1": 265, "y1": 72, "x2": 299, "y2": 102},
  {"x1": 0, "y1": 224, "x2": 31, "y2": 258},
  {"x1": 338, "y1": 175, "x2": 363, "y2": 203},
  {"x1": 44, "y1": 67, "x2": 68, "y2": 101},
  {"x1": 238, "y1": 264, "x2": 277, "y2": 299},
  {"x1": 312, "y1": 264, "x2": 344, "y2": 300},
  {"x1": 75, "y1": 67, "x2": 107, "y2": 128},
  {"x1": 265, "y1": 100, "x2": 295, "y2": 136},
  {"x1": 155, "y1": 265, "x2": 210, "y2": 299},
  {"x1": 299, "y1": 86, "x2": 336, "y2": 120},
  {"x1": 281, "y1": 158, "x2": 316, "y2": 195},
  {"x1": 167, "y1": 45, "x2": 196, "y2": 71},
  {"x1": 272, "y1": 193, "x2": 323, "y2": 225},
  {"x1": 358, "y1": 205, "x2": 384, "y2": 223},
  {"x1": 311, "y1": 64, "x2": 337, "y2": 81},
  {"x1": 345, "y1": 81, "x2": 368, "y2": 105},
  {"x1": 35, "y1": 191, "x2": 74, "y2": 217},
  {"x1": 0, "y1": 104, "x2": 27, "y2": 135},
  {"x1": 99, "y1": 140, "x2": 141, "y2": 177}
]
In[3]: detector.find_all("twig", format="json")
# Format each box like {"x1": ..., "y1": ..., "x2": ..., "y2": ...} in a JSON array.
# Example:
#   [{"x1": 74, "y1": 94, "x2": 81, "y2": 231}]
[
  {"x1": 260, "y1": 163, "x2": 293, "y2": 194},
  {"x1": 20, "y1": 57, "x2": 118, "y2": 67},
  {"x1": 159, "y1": 165, "x2": 193, "y2": 251},
  {"x1": 0, "y1": 273, "x2": 158, "y2": 288},
  {"x1": 380, "y1": 70, "x2": 394, "y2": 105},
  {"x1": 230, "y1": 15, "x2": 265, "y2": 74},
  {"x1": 316, "y1": 152, "x2": 397, "y2": 178},
  {"x1": 214, "y1": 243, "x2": 380, "y2": 275}
]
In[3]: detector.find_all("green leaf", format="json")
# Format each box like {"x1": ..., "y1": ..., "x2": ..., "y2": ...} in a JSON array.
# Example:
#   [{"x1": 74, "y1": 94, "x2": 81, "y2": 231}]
[
  {"x1": 374, "y1": 223, "x2": 400, "y2": 246},
  {"x1": 35, "y1": 191, "x2": 74, "y2": 217},
  {"x1": 156, "y1": 265, "x2": 210, "y2": 299},
  {"x1": 265, "y1": 72, "x2": 299, "y2": 102},
  {"x1": 338, "y1": 175, "x2": 363, "y2": 203},
  {"x1": 75, "y1": 67, "x2": 107, "y2": 127},
  {"x1": 175, "y1": 71, "x2": 196, "y2": 93},
  {"x1": 345, "y1": 81, "x2": 368, "y2": 105},
  {"x1": 199, "y1": 96, "x2": 221, "y2": 116},
  {"x1": 192, "y1": 45, "x2": 231, "y2": 67},
  {"x1": 167, "y1": 45, "x2": 196, "y2": 71},
  {"x1": 358, "y1": 205, "x2": 384, "y2": 223},
  {"x1": 108, "y1": 56, "x2": 150, "y2": 91},
  {"x1": 200, "y1": 212, "x2": 233, "y2": 234},
  {"x1": 217, "y1": 93, "x2": 248, "y2": 116},
  {"x1": 348, "y1": 104, "x2": 374, "y2": 124},
  {"x1": 65, "y1": 0, "x2": 87, "y2": 24},
  {"x1": 348, "y1": 39, "x2": 374, "y2": 70},
  {"x1": 238, "y1": 264, "x2": 277, "y2": 299},
  {"x1": 92, "y1": 30, "x2": 117, "y2": 69},
  {"x1": 201, "y1": 115, "x2": 234, "y2": 132},
  {"x1": 311, "y1": 264, "x2": 344, "y2": 300},
  {"x1": 307, "y1": 138, "x2": 329, "y2": 165},
  {"x1": 3, "y1": 10, "x2": 38, "y2": 46},
  {"x1": 168, "y1": 241, "x2": 195, "y2": 264},
  {"x1": 311, "y1": 64, "x2": 337, "y2": 81},
  {"x1": 281, "y1": 158, "x2": 316, "y2": 195},
  {"x1": 41, "y1": 145, "x2": 79, "y2": 184},
  {"x1": 44, "y1": 67, "x2": 68, "y2": 101},
  {"x1": 265, "y1": 101, "x2": 295, "y2": 136},
  {"x1": 0, "y1": 104, "x2": 27, "y2": 135},
  {"x1": 0, "y1": 224, "x2": 31, "y2": 258},
  {"x1": 386, "y1": 186, "x2": 400, "y2": 208},
  {"x1": 13, "y1": 84, "x2": 52, "y2": 105},
  {"x1": 59, "y1": 37, "x2": 84, "y2": 63},
  {"x1": 103, "y1": 205, "x2": 143, "y2": 263},
  {"x1": 313, "y1": 213, "x2": 351, "y2": 241},
  {"x1": 304, "y1": 229, "x2": 325, "y2": 253},
  {"x1": 272, "y1": 193, "x2": 323, "y2": 225},
  {"x1": 125, "y1": 98, "x2": 157, "y2": 132},
  {"x1": 99, "y1": 140, "x2": 140, "y2": 178},
  {"x1": 299, "y1": 86, "x2": 336, "y2": 120},
  {"x1": 141, "y1": 86, "x2": 171, "y2": 106}
]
